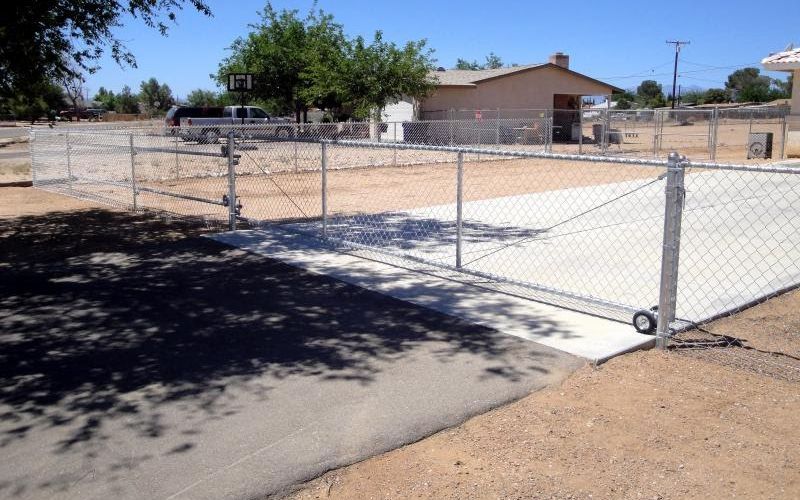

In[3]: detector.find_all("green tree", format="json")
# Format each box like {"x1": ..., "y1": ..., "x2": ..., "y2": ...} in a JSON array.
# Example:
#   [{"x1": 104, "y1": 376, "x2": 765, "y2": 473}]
[
  {"x1": 769, "y1": 74, "x2": 792, "y2": 100},
  {"x1": 454, "y1": 53, "x2": 503, "y2": 70},
  {"x1": 339, "y1": 32, "x2": 436, "y2": 119},
  {"x1": 94, "y1": 87, "x2": 117, "y2": 111},
  {"x1": 0, "y1": 1, "x2": 211, "y2": 99},
  {"x1": 725, "y1": 67, "x2": 772, "y2": 102},
  {"x1": 115, "y1": 86, "x2": 139, "y2": 114},
  {"x1": 217, "y1": 3, "x2": 347, "y2": 121},
  {"x1": 217, "y1": 3, "x2": 434, "y2": 122},
  {"x1": 615, "y1": 97, "x2": 633, "y2": 110},
  {"x1": 703, "y1": 88, "x2": 730, "y2": 104},
  {"x1": 484, "y1": 52, "x2": 503, "y2": 69},
  {"x1": 455, "y1": 58, "x2": 481, "y2": 70},
  {"x1": 636, "y1": 80, "x2": 666, "y2": 108},
  {"x1": 186, "y1": 89, "x2": 220, "y2": 106},
  {"x1": 138, "y1": 78, "x2": 174, "y2": 113},
  {"x1": 0, "y1": 80, "x2": 65, "y2": 123}
]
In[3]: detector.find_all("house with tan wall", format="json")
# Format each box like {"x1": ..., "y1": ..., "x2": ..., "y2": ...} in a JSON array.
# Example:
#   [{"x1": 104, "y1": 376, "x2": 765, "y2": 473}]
[{"x1": 419, "y1": 53, "x2": 621, "y2": 139}]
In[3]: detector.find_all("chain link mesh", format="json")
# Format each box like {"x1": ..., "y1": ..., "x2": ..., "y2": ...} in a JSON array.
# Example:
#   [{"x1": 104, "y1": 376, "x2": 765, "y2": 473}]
[{"x1": 30, "y1": 119, "x2": 800, "y2": 332}]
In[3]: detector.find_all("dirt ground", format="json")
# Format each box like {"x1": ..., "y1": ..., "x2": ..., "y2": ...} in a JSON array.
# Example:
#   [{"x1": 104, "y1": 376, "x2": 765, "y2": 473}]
[
  {"x1": 291, "y1": 294, "x2": 800, "y2": 500},
  {"x1": 0, "y1": 140, "x2": 30, "y2": 184},
  {"x1": 4, "y1": 185, "x2": 799, "y2": 499}
]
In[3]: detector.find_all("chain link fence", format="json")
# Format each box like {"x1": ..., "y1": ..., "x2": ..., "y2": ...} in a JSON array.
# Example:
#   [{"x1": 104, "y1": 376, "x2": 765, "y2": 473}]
[
  {"x1": 31, "y1": 123, "x2": 800, "y2": 351},
  {"x1": 418, "y1": 106, "x2": 790, "y2": 162}
]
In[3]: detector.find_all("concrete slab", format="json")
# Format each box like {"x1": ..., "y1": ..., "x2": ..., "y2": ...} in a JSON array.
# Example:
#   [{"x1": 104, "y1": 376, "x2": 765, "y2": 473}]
[
  {"x1": 210, "y1": 228, "x2": 655, "y2": 363},
  {"x1": 281, "y1": 169, "x2": 800, "y2": 325}
]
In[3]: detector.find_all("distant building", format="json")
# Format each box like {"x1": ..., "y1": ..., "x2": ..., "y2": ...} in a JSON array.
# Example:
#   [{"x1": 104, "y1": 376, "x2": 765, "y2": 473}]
[{"x1": 383, "y1": 53, "x2": 621, "y2": 140}]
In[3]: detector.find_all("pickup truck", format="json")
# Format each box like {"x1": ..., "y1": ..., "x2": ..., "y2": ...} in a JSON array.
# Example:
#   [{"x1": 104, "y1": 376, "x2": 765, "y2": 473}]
[{"x1": 166, "y1": 105, "x2": 290, "y2": 143}]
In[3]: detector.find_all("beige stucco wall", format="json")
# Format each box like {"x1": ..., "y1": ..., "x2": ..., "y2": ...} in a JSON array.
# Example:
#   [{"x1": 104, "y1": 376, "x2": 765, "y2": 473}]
[
  {"x1": 787, "y1": 69, "x2": 800, "y2": 157},
  {"x1": 422, "y1": 65, "x2": 615, "y2": 112}
]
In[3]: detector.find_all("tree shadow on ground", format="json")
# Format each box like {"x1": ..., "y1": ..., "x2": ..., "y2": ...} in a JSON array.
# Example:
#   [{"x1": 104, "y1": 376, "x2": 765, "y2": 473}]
[{"x1": 0, "y1": 208, "x2": 571, "y2": 463}]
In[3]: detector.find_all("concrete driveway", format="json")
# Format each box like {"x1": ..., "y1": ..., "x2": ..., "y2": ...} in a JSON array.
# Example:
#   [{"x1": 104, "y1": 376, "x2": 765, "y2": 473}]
[{"x1": 0, "y1": 208, "x2": 582, "y2": 499}]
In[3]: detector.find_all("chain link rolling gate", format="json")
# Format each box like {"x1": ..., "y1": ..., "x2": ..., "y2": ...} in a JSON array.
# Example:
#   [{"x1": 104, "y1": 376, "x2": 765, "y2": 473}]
[{"x1": 30, "y1": 123, "x2": 800, "y2": 347}]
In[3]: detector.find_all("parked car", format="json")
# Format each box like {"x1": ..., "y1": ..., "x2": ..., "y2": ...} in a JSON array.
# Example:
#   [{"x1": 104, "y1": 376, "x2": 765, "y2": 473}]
[
  {"x1": 165, "y1": 105, "x2": 290, "y2": 143},
  {"x1": 58, "y1": 108, "x2": 101, "y2": 121}
]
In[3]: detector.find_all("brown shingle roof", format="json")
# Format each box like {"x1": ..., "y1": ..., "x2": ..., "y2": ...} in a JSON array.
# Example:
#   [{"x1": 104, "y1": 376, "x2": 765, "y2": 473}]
[{"x1": 430, "y1": 64, "x2": 544, "y2": 86}]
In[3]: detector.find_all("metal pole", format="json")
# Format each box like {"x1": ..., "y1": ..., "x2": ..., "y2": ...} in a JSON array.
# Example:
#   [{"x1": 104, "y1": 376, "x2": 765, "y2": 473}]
[
  {"x1": 655, "y1": 152, "x2": 686, "y2": 349},
  {"x1": 709, "y1": 108, "x2": 717, "y2": 161},
  {"x1": 174, "y1": 134, "x2": 180, "y2": 179},
  {"x1": 578, "y1": 107, "x2": 583, "y2": 155},
  {"x1": 456, "y1": 151, "x2": 464, "y2": 269},
  {"x1": 129, "y1": 133, "x2": 137, "y2": 211},
  {"x1": 495, "y1": 108, "x2": 500, "y2": 148},
  {"x1": 393, "y1": 122, "x2": 397, "y2": 166},
  {"x1": 226, "y1": 131, "x2": 236, "y2": 231},
  {"x1": 65, "y1": 132, "x2": 73, "y2": 192},
  {"x1": 780, "y1": 113, "x2": 787, "y2": 160},
  {"x1": 321, "y1": 142, "x2": 328, "y2": 238},
  {"x1": 294, "y1": 140, "x2": 298, "y2": 173}
]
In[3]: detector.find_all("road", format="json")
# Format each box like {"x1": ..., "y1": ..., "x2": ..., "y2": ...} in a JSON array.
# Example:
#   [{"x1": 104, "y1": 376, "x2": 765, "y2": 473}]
[{"x1": 0, "y1": 126, "x2": 28, "y2": 139}]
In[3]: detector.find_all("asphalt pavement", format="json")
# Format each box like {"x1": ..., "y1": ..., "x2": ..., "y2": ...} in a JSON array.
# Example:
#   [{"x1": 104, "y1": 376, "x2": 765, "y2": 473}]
[{"x1": 0, "y1": 208, "x2": 582, "y2": 499}]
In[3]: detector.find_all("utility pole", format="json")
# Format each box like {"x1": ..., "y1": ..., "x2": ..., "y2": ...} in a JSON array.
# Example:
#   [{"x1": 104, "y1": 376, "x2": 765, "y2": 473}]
[{"x1": 667, "y1": 40, "x2": 690, "y2": 109}]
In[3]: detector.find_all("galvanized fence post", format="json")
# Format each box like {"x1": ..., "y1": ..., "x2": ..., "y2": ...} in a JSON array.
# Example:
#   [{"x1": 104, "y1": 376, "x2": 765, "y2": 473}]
[
  {"x1": 321, "y1": 142, "x2": 328, "y2": 238},
  {"x1": 709, "y1": 108, "x2": 718, "y2": 161},
  {"x1": 495, "y1": 108, "x2": 500, "y2": 148},
  {"x1": 226, "y1": 131, "x2": 237, "y2": 231},
  {"x1": 578, "y1": 108, "x2": 584, "y2": 155},
  {"x1": 129, "y1": 133, "x2": 137, "y2": 211},
  {"x1": 174, "y1": 134, "x2": 180, "y2": 179},
  {"x1": 780, "y1": 113, "x2": 788, "y2": 159},
  {"x1": 655, "y1": 152, "x2": 686, "y2": 349},
  {"x1": 65, "y1": 132, "x2": 73, "y2": 192},
  {"x1": 456, "y1": 151, "x2": 464, "y2": 269},
  {"x1": 392, "y1": 122, "x2": 398, "y2": 166}
]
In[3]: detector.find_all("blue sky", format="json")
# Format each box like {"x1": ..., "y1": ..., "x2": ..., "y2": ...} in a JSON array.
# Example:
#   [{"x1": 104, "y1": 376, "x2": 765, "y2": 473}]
[{"x1": 84, "y1": 0, "x2": 799, "y2": 100}]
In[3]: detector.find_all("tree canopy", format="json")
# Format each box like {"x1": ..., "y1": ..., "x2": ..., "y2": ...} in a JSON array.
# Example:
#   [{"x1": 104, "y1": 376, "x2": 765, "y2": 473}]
[
  {"x1": 0, "y1": 1, "x2": 211, "y2": 98},
  {"x1": 725, "y1": 67, "x2": 790, "y2": 103},
  {"x1": 139, "y1": 78, "x2": 174, "y2": 112},
  {"x1": 454, "y1": 53, "x2": 503, "y2": 70},
  {"x1": 216, "y1": 3, "x2": 436, "y2": 121},
  {"x1": 636, "y1": 80, "x2": 666, "y2": 108}
]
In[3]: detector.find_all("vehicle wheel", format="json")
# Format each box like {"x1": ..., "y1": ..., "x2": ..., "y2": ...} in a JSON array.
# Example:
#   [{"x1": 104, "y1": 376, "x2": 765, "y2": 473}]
[
  {"x1": 632, "y1": 309, "x2": 657, "y2": 335},
  {"x1": 203, "y1": 129, "x2": 220, "y2": 144}
]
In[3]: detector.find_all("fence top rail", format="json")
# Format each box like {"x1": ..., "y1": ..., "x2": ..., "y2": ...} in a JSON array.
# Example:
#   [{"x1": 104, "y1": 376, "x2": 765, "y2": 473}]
[{"x1": 687, "y1": 160, "x2": 800, "y2": 175}]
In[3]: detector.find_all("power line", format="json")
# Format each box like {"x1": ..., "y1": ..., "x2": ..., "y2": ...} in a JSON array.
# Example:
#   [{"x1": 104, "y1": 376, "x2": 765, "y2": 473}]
[{"x1": 667, "y1": 40, "x2": 690, "y2": 109}]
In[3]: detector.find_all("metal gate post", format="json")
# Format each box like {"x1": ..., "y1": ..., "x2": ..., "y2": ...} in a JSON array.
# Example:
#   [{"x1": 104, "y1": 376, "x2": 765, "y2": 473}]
[
  {"x1": 655, "y1": 152, "x2": 686, "y2": 349},
  {"x1": 456, "y1": 151, "x2": 464, "y2": 268},
  {"x1": 65, "y1": 132, "x2": 73, "y2": 192},
  {"x1": 321, "y1": 142, "x2": 328, "y2": 238},
  {"x1": 578, "y1": 108, "x2": 584, "y2": 154},
  {"x1": 226, "y1": 131, "x2": 236, "y2": 231},
  {"x1": 129, "y1": 133, "x2": 137, "y2": 211}
]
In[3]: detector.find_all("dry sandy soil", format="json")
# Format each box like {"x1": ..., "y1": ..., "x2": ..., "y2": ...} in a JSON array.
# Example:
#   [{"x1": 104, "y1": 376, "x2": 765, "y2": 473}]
[
  {"x1": 4, "y1": 185, "x2": 799, "y2": 500},
  {"x1": 291, "y1": 295, "x2": 800, "y2": 500},
  {"x1": 0, "y1": 141, "x2": 30, "y2": 184}
]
